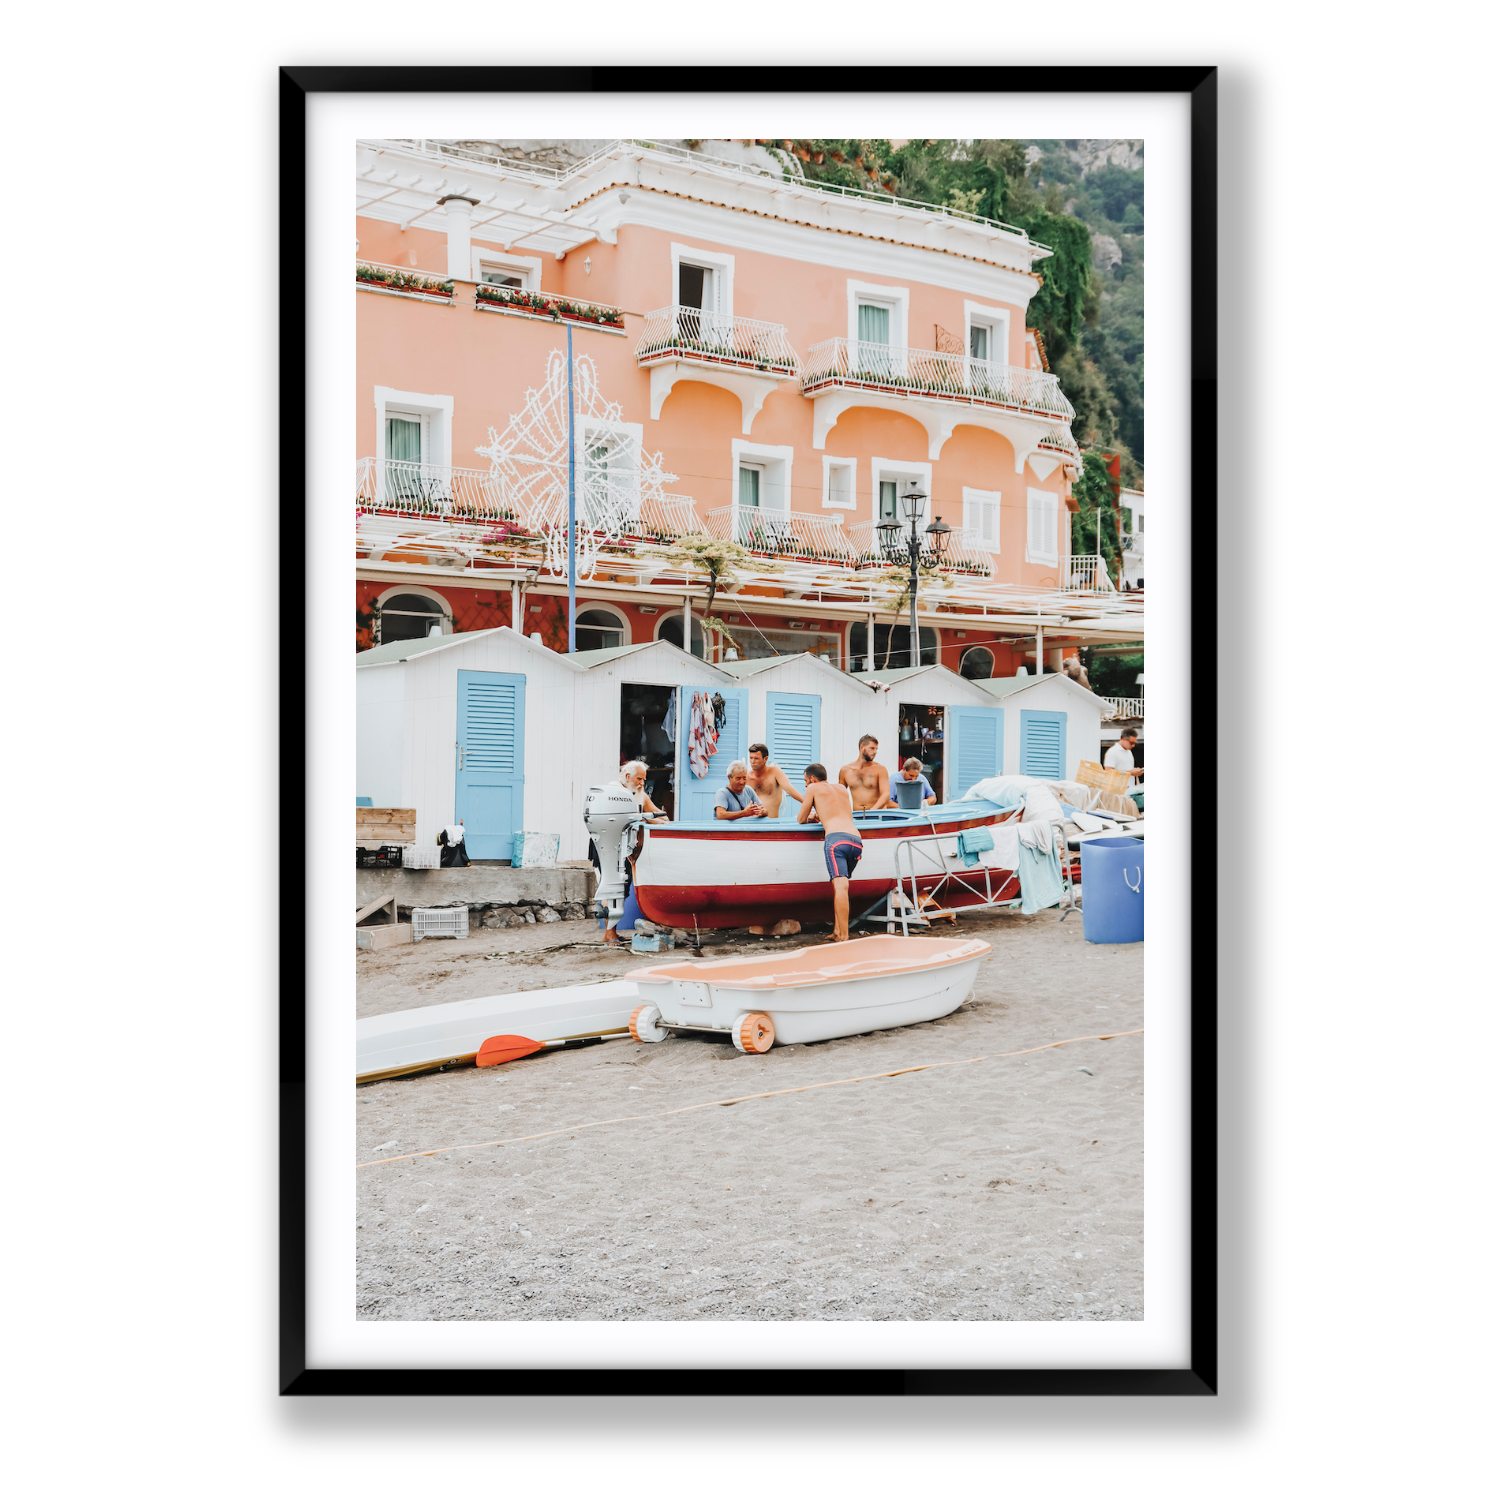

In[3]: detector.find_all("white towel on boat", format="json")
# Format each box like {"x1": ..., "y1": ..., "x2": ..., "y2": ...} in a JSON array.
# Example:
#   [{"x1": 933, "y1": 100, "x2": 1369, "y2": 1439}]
[
  {"x1": 1017, "y1": 820, "x2": 1053, "y2": 852},
  {"x1": 1021, "y1": 785, "x2": 1066, "y2": 825}
]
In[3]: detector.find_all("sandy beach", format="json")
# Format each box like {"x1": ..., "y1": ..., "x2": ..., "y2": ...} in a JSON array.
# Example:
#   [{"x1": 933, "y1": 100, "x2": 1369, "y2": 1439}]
[{"x1": 355, "y1": 911, "x2": 1143, "y2": 1322}]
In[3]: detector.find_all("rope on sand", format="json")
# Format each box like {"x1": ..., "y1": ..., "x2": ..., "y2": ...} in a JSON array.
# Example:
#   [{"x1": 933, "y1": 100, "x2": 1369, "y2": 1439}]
[{"x1": 355, "y1": 1029, "x2": 1145, "y2": 1170}]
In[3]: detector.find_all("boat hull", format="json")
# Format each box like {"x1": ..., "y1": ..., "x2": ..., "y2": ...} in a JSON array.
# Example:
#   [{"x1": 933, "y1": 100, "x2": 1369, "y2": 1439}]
[
  {"x1": 355, "y1": 980, "x2": 640, "y2": 1082},
  {"x1": 629, "y1": 935, "x2": 991, "y2": 1046},
  {"x1": 631, "y1": 802, "x2": 1020, "y2": 930}
]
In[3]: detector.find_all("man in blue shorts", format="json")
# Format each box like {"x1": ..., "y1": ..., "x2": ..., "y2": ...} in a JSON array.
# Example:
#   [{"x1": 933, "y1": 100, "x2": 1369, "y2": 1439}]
[{"x1": 796, "y1": 762, "x2": 863, "y2": 942}]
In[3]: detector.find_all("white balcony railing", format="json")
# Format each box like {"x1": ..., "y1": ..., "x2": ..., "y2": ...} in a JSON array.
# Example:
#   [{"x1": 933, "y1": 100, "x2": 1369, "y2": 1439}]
[
  {"x1": 1100, "y1": 696, "x2": 1145, "y2": 721},
  {"x1": 1064, "y1": 554, "x2": 1115, "y2": 592},
  {"x1": 706, "y1": 505, "x2": 856, "y2": 564},
  {"x1": 356, "y1": 457, "x2": 521, "y2": 521},
  {"x1": 1121, "y1": 532, "x2": 1141, "y2": 553},
  {"x1": 802, "y1": 339, "x2": 1074, "y2": 421},
  {"x1": 635, "y1": 493, "x2": 704, "y2": 541},
  {"x1": 845, "y1": 519, "x2": 995, "y2": 579},
  {"x1": 635, "y1": 305, "x2": 800, "y2": 375}
]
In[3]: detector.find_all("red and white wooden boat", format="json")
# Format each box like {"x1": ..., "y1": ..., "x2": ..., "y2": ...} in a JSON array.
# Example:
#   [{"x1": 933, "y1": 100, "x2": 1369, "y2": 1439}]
[{"x1": 630, "y1": 800, "x2": 1021, "y2": 931}]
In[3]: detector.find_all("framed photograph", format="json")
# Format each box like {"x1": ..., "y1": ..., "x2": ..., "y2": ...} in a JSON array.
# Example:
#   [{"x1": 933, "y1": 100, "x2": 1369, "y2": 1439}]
[{"x1": 284, "y1": 65, "x2": 1216, "y2": 1395}]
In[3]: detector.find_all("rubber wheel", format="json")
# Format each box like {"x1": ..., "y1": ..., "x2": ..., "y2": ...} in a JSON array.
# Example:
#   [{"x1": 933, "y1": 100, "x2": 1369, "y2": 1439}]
[
  {"x1": 629, "y1": 1003, "x2": 666, "y2": 1044},
  {"x1": 731, "y1": 1011, "x2": 775, "y2": 1054}
]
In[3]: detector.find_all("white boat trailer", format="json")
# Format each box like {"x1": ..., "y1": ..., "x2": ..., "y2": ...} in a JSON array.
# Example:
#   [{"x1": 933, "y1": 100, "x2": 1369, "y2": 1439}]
[{"x1": 858, "y1": 825, "x2": 1077, "y2": 935}]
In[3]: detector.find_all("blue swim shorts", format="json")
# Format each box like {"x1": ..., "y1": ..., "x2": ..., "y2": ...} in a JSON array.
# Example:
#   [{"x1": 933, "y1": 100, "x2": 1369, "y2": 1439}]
[{"x1": 823, "y1": 830, "x2": 864, "y2": 881}]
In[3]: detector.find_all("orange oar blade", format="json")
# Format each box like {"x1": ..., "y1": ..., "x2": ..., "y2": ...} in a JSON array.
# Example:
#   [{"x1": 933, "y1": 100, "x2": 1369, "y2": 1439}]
[{"x1": 476, "y1": 1034, "x2": 544, "y2": 1068}]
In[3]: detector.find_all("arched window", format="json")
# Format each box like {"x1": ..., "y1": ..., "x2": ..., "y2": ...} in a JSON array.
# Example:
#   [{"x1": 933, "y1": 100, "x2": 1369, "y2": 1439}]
[
  {"x1": 657, "y1": 613, "x2": 705, "y2": 659},
  {"x1": 960, "y1": 646, "x2": 996, "y2": 680},
  {"x1": 574, "y1": 606, "x2": 629, "y2": 652},
  {"x1": 378, "y1": 590, "x2": 449, "y2": 644}
]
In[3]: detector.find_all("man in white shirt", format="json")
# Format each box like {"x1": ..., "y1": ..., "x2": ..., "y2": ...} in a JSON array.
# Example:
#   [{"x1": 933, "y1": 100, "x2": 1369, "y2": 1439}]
[{"x1": 1104, "y1": 730, "x2": 1144, "y2": 781}]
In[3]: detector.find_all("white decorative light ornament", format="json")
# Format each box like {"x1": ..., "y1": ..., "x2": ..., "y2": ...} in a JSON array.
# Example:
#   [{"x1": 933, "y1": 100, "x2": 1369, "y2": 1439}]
[{"x1": 475, "y1": 350, "x2": 679, "y2": 581}]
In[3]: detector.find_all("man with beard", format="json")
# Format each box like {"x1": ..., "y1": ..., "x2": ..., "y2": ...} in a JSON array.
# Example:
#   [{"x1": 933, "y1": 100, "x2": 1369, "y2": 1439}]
[{"x1": 838, "y1": 734, "x2": 891, "y2": 812}]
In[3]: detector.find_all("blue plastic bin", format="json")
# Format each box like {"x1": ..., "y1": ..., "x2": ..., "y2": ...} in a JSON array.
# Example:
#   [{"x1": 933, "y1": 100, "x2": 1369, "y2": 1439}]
[{"x1": 1080, "y1": 837, "x2": 1144, "y2": 944}]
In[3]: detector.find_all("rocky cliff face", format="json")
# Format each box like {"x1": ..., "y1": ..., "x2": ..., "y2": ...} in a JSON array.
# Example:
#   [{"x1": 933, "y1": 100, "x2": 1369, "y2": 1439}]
[{"x1": 1069, "y1": 139, "x2": 1143, "y2": 176}]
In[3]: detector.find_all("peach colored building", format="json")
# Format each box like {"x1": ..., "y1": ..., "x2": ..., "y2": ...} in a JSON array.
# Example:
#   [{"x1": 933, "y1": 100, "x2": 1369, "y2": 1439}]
[{"x1": 354, "y1": 139, "x2": 1143, "y2": 682}]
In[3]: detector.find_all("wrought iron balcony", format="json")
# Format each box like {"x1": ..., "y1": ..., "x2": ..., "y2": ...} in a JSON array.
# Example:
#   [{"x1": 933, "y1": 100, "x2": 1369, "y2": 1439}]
[
  {"x1": 634, "y1": 493, "x2": 704, "y2": 542},
  {"x1": 1063, "y1": 554, "x2": 1115, "y2": 592},
  {"x1": 802, "y1": 339, "x2": 1074, "y2": 421},
  {"x1": 356, "y1": 457, "x2": 521, "y2": 521},
  {"x1": 845, "y1": 519, "x2": 995, "y2": 579},
  {"x1": 706, "y1": 504, "x2": 855, "y2": 564},
  {"x1": 636, "y1": 305, "x2": 800, "y2": 376}
]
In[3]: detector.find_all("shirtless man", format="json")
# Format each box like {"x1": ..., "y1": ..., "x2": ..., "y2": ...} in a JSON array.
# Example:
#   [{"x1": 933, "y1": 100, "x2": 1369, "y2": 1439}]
[
  {"x1": 796, "y1": 762, "x2": 862, "y2": 942},
  {"x1": 745, "y1": 742, "x2": 807, "y2": 821},
  {"x1": 839, "y1": 734, "x2": 891, "y2": 813}
]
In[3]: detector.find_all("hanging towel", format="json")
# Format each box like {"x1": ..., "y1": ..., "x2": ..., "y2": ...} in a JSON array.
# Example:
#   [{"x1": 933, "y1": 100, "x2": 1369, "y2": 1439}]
[
  {"x1": 1016, "y1": 836, "x2": 1065, "y2": 914},
  {"x1": 662, "y1": 693, "x2": 679, "y2": 744},
  {"x1": 956, "y1": 828, "x2": 995, "y2": 867}
]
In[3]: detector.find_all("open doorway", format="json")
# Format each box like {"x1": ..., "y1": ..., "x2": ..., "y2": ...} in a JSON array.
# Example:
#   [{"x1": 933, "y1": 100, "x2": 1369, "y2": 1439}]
[
  {"x1": 620, "y1": 682, "x2": 677, "y2": 818},
  {"x1": 898, "y1": 703, "x2": 946, "y2": 802}
]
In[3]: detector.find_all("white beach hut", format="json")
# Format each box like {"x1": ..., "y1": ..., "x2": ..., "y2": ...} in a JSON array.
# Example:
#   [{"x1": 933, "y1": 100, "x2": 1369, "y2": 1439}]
[
  {"x1": 971, "y1": 672, "x2": 1107, "y2": 784},
  {"x1": 716, "y1": 654, "x2": 883, "y2": 818},
  {"x1": 848, "y1": 663, "x2": 1012, "y2": 802},
  {"x1": 355, "y1": 628, "x2": 739, "y2": 860}
]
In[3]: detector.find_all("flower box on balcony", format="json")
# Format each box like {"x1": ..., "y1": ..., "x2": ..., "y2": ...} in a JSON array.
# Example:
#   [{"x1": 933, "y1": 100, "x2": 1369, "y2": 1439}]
[
  {"x1": 475, "y1": 285, "x2": 625, "y2": 329},
  {"x1": 355, "y1": 265, "x2": 455, "y2": 298}
]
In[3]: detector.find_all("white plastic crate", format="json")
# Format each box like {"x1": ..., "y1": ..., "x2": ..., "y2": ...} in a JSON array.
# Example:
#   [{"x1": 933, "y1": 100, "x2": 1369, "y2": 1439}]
[
  {"x1": 400, "y1": 843, "x2": 442, "y2": 870},
  {"x1": 511, "y1": 831, "x2": 560, "y2": 868},
  {"x1": 411, "y1": 906, "x2": 470, "y2": 941}
]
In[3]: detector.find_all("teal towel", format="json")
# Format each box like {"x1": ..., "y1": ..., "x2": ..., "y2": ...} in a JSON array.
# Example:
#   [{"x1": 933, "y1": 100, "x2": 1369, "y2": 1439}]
[
  {"x1": 956, "y1": 828, "x2": 995, "y2": 868},
  {"x1": 1017, "y1": 840, "x2": 1065, "y2": 914}
]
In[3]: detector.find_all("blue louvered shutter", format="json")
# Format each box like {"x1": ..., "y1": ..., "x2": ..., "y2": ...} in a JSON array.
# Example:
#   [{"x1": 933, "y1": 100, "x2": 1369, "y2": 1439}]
[
  {"x1": 946, "y1": 706, "x2": 1004, "y2": 801},
  {"x1": 766, "y1": 693, "x2": 821, "y2": 819},
  {"x1": 455, "y1": 670, "x2": 526, "y2": 858},
  {"x1": 1018, "y1": 709, "x2": 1067, "y2": 780}
]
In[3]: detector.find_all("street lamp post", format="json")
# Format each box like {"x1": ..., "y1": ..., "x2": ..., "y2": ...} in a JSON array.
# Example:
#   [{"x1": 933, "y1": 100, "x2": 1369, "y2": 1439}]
[{"x1": 877, "y1": 480, "x2": 950, "y2": 667}]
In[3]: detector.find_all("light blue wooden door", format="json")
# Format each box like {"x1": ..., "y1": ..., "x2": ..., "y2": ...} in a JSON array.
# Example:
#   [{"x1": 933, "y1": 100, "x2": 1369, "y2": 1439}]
[
  {"x1": 675, "y1": 685, "x2": 749, "y2": 822},
  {"x1": 946, "y1": 706, "x2": 1004, "y2": 800},
  {"x1": 766, "y1": 692, "x2": 820, "y2": 819},
  {"x1": 456, "y1": 670, "x2": 525, "y2": 858},
  {"x1": 1019, "y1": 709, "x2": 1067, "y2": 780}
]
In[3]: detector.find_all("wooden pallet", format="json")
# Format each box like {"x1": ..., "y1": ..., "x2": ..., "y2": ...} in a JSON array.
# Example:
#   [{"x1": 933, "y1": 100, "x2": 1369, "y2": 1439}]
[{"x1": 357, "y1": 807, "x2": 415, "y2": 848}]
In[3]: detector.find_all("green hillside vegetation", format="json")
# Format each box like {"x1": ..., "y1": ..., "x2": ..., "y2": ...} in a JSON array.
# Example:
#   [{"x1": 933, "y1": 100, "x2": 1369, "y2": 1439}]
[{"x1": 774, "y1": 139, "x2": 1144, "y2": 486}]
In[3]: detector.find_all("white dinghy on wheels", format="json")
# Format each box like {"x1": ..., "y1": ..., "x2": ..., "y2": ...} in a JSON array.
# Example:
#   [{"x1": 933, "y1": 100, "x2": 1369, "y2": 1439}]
[{"x1": 626, "y1": 934, "x2": 991, "y2": 1054}]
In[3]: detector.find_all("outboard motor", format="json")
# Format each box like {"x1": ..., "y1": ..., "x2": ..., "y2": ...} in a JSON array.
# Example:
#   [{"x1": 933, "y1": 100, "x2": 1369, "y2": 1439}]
[{"x1": 583, "y1": 783, "x2": 642, "y2": 923}]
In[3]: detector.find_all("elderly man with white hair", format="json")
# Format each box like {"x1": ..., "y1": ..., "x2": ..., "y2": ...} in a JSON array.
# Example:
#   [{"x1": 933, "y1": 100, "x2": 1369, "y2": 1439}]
[
  {"x1": 599, "y1": 760, "x2": 670, "y2": 947},
  {"x1": 714, "y1": 760, "x2": 767, "y2": 821}
]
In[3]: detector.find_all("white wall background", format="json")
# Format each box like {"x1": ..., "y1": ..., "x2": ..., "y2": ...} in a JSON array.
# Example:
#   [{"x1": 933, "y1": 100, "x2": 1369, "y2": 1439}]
[{"x1": 3, "y1": 7, "x2": 1493, "y2": 1497}]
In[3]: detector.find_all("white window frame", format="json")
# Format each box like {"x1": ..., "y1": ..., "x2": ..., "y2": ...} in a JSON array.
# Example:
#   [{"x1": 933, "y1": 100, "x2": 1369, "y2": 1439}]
[
  {"x1": 374, "y1": 584, "x2": 452, "y2": 643},
  {"x1": 573, "y1": 601, "x2": 631, "y2": 647},
  {"x1": 652, "y1": 609, "x2": 706, "y2": 657},
  {"x1": 960, "y1": 645, "x2": 997, "y2": 679},
  {"x1": 471, "y1": 247, "x2": 542, "y2": 290},
  {"x1": 671, "y1": 242, "x2": 735, "y2": 322},
  {"x1": 870, "y1": 456, "x2": 933, "y2": 525},
  {"x1": 374, "y1": 386, "x2": 453, "y2": 477},
  {"x1": 821, "y1": 455, "x2": 857, "y2": 511},
  {"x1": 731, "y1": 438, "x2": 793, "y2": 513},
  {"x1": 963, "y1": 300, "x2": 1012, "y2": 370},
  {"x1": 576, "y1": 415, "x2": 644, "y2": 524},
  {"x1": 961, "y1": 486, "x2": 1002, "y2": 552},
  {"x1": 1026, "y1": 486, "x2": 1059, "y2": 566},
  {"x1": 847, "y1": 280, "x2": 910, "y2": 355}
]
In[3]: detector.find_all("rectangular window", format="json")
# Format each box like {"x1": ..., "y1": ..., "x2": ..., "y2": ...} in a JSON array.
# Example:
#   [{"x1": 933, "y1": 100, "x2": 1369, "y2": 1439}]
[
  {"x1": 678, "y1": 262, "x2": 706, "y2": 309},
  {"x1": 858, "y1": 303, "x2": 890, "y2": 344},
  {"x1": 969, "y1": 323, "x2": 989, "y2": 361},
  {"x1": 1026, "y1": 488, "x2": 1059, "y2": 564},
  {"x1": 824, "y1": 459, "x2": 855, "y2": 509},
  {"x1": 738, "y1": 464, "x2": 761, "y2": 508},
  {"x1": 879, "y1": 479, "x2": 898, "y2": 521},
  {"x1": 384, "y1": 414, "x2": 426, "y2": 503},
  {"x1": 481, "y1": 270, "x2": 522, "y2": 287},
  {"x1": 963, "y1": 488, "x2": 1000, "y2": 548}
]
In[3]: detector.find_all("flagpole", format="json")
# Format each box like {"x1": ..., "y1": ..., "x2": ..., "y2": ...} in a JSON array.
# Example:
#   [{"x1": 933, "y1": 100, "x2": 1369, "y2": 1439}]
[{"x1": 566, "y1": 323, "x2": 577, "y2": 653}]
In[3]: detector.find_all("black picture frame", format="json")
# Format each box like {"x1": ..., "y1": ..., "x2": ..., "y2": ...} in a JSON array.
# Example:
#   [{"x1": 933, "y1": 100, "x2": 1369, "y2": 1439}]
[{"x1": 282, "y1": 64, "x2": 1217, "y2": 1397}]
